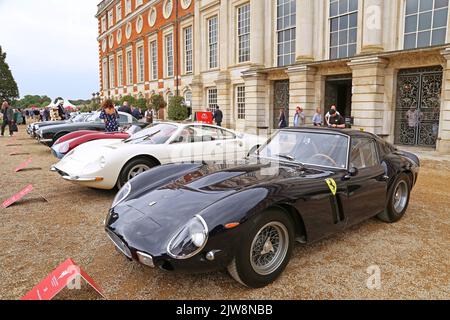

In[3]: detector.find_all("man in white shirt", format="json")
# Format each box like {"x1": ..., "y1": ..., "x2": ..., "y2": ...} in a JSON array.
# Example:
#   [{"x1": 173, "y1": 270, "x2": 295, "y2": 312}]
[{"x1": 325, "y1": 105, "x2": 341, "y2": 126}]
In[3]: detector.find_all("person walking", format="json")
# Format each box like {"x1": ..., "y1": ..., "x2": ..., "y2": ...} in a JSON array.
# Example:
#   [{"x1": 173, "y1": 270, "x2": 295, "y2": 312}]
[
  {"x1": 312, "y1": 107, "x2": 323, "y2": 126},
  {"x1": 1, "y1": 101, "x2": 15, "y2": 137},
  {"x1": 293, "y1": 106, "x2": 305, "y2": 127},
  {"x1": 131, "y1": 106, "x2": 142, "y2": 120},
  {"x1": 278, "y1": 108, "x2": 287, "y2": 129},
  {"x1": 213, "y1": 106, "x2": 223, "y2": 127},
  {"x1": 100, "y1": 99, "x2": 120, "y2": 132}
]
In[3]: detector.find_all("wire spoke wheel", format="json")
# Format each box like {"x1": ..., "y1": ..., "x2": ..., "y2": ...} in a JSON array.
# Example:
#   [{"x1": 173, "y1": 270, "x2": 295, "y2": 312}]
[{"x1": 250, "y1": 222, "x2": 289, "y2": 276}]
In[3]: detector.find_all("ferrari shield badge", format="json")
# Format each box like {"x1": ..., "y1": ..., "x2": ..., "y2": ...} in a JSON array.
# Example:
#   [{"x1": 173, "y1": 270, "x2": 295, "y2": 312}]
[{"x1": 325, "y1": 178, "x2": 337, "y2": 196}]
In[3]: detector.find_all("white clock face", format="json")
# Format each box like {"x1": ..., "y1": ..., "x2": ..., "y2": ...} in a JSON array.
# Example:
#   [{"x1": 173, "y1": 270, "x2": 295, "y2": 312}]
[
  {"x1": 163, "y1": 0, "x2": 173, "y2": 19},
  {"x1": 181, "y1": 0, "x2": 192, "y2": 9},
  {"x1": 148, "y1": 7, "x2": 157, "y2": 27},
  {"x1": 136, "y1": 15, "x2": 144, "y2": 33},
  {"x1": 125, "y1": 22, "x2": 132, "y2": 39}
]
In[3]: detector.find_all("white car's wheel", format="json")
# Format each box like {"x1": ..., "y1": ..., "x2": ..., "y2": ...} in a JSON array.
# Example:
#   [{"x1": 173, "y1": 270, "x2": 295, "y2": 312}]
[{"x1": 117, "y1": 157, "x2": 159, "y2": 189}]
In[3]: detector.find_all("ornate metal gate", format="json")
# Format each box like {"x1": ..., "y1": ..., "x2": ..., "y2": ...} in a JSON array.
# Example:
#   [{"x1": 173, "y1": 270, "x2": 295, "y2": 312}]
[
  {"x1": 273, "y1": 80, "x2": 290, "y2": 129},
  {"x1": 394, "y1": 67, "x2": 442, "y2": 148}
]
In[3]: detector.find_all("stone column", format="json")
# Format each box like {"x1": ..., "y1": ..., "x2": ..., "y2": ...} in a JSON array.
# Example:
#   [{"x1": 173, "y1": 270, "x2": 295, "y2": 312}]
[
  {"x1": 348, "y1": 56, "x2": 388, "y2": 134},
  {"x1": 438, "y1": 48, "x2": 450, "y2": 153},
  {"x1": 361, "y1": 0, "x2": 384, "y2": 53},
  {"x1": 191, "y1": 0, "x2": 203, "y2": 115},
  {"x1": 250, "y1": 0, "x2": 265, "y2": 66},
  {"x1": 296, "y1": 0, "x2": 314, "y2": 62},
  {"x1": 219, "y1": 0, "x2": 229, "y2": 71},
  {"x1": 287, "y1": 65, "x2": 317, "y2": 123},
  {"x1": 191, "y1": 75, "x2": 204, "y2": 114},
  {"x1": 242, "y1": 68, "x2": 269, "y2": 134},
  {"x1": 215, "y1": 71, "x2": 232, "y2": 128}
]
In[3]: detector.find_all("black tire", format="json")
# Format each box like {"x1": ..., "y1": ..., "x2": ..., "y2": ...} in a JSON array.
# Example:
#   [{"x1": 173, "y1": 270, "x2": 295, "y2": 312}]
[
  {"x1": 53, "y1": 132, "x2": 68, "y2": 144},
  {"x1": 377, "y1": 173, "x2": 411, "y2": 223},
  {"x1": 117, "y1": 157, "x2": 159, "y2": 189},
  {"x1": 227, "y1": 208, "x2": 295, "y2": 288}
]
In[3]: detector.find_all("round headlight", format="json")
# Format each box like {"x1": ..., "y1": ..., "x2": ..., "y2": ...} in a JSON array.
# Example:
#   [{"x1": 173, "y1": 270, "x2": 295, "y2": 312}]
[
  {"x1": 112, "y1": 182, "x2": 131, "y2": 208},
  {"x1": 59, "y1": 142, "x2": 70, "y2": 154},
  {"x1": 167, "y1": 215, "x2": 208, "y2": 260}
]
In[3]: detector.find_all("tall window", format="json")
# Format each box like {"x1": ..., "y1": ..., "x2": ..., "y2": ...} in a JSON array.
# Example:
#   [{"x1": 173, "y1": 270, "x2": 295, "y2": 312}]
[
  {"x1": 208, "y1": 16, "x2": 218, "y2": 69},
  {"x1": 109, "y1": 56, "x2": 115, "y2": 89},
  {"x1": 137, "y1": 45, "x2": 145, "y2": 83},
  {"x1": 126, "y1": 49, "x2": 133, "y2": 85},
  {"x1": 136, "y1": 0, "x2": 143, "y2": 7},
  {"x1": 150, "y1": 40, "x2": 158, "y2": 80},
  {"x1": 116, "y1": 3, "x2": 122, "y2": 22},
  {"x1": 108, "y1": 10, "x2": 114, "y2": 28},
  {"x1": 184, "y1": 26, "x2": 193, "y2": 74},
  {"x1": 404, "y1": 0, "x2": 449, "y2": 49},
  {"x1": 236, "y1": 85, "x2": 246, "y2": 120},
  {"x1": 101, "y1": 16, "x2": 107, "y2": 33},
  {"x1": 329, "y1": 0, "x2": 358, "y2": 59},
  {"x1": 117, "y1": 53, "x2": 124, "y2": 87},
  {"x1": 165, "y1": 33, "x2": 174, "y2": 77},
  {"x1": 207, "y1": 88, "x2": 218, "y2": 111},
  {"x1": 237, "y1": 3, "x2": 251, "y2": 63},
  {"x1": 277, "y1": 0, "x2": 296, "y2": 66},
  {"x1": 125, "y1": 0, "x2": 132, "y2": 15},
  {"x1": 102, "y1": 59, "x2": 108, "y2": 90}
]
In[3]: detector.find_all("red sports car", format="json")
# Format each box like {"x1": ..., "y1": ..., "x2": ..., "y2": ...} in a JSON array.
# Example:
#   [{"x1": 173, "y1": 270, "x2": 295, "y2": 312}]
[{"x1": 51, "y1": 126, "x2": 143, "y2": 159}]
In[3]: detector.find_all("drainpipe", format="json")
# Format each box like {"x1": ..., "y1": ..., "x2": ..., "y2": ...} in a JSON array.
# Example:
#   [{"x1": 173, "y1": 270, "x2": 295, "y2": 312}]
[{"x1": 175, "y1": 0, "x2": 180, "y2": 96}]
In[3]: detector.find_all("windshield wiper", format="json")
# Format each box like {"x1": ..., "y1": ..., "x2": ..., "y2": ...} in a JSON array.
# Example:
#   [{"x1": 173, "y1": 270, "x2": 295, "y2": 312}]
[
  {"x1": 275, "y1": 154, "x2": 295, "y2": 161},
  {"x1": 125, "y1": 130, "x2": 161, "y2": 143}
]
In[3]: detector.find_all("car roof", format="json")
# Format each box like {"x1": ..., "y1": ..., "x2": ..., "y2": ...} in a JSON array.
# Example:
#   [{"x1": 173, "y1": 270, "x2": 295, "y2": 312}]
[{"x1": 281, "y1": 126, "x2": 378, "y2": 139}]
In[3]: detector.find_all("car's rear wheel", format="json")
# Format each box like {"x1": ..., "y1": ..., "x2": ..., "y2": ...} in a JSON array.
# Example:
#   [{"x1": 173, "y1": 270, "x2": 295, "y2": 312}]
[
  {"x1": 227, "y1": 208, "x2": 294, "y2": 288},
  {"x1": 377, "y1": 173, "x2": 411, "y2": 223},
  {"x1": 117, "y1": 157, "x2": 159, "y2": 189}
]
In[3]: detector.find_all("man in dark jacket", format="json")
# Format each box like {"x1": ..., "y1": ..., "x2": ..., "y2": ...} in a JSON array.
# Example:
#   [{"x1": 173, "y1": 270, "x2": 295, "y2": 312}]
[
  {"x1": 118, "y1": 101, "x2": 132, "y2": 115},
  {"x1": 213, "y1": 106, "x2": 223, "y2": 127},
  {"x1": 1, "y1": 101, "x2": 15, "y2": 137}
]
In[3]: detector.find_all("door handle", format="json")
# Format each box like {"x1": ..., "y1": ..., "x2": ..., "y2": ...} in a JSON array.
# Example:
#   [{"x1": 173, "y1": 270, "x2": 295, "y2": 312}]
[{"x1": 216, "y1": 143, "x2": 222, "y2": 146}]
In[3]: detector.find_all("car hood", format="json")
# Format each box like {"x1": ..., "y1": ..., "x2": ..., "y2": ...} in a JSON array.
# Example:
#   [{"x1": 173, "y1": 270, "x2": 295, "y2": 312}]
[
  {"x1": 119, "y1": 160, "x2": 333, "y2": 229},
  {"x1": 41, "y1": 121, "x2": 96, "y2": 132}
]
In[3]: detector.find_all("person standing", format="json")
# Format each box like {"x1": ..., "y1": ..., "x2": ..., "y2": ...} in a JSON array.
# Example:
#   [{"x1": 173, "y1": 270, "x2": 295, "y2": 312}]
[
  {"x1": 1, "y1": 101, "x2": 14, "y2": 137},
  {"x1": 293, "y1": 106, "x2": 305, "y2": 127},
  {"x1": 100, "y1": 99, "x2": 120, "y2": 132},
  {"x1": 56, "y1": 99, "x2": 65, "y2": 120},
  {"x1": 145, "y1": 107, "x2": 155, "y2": 124},
  {"x1": 327, "y1": 109, "x2": 345, "y2": 129},
  {"x1": 278, "y1": 108, "x2": 287, "y2": 129},
  {"x1": 325, "y1": 105, "x2": 341, "y2": 126},
  {"x1": 213, "y1": 106, "x2": 223, "y2": 127},
  {"x1": 118, "y1": 101, "x2": 132, "y2": 115},
  {"x1": 312, "y1": 107, "x2": 323, "y2": 126},
  {"x1": 131, "y1": 106, "x2": 142, "y2": 120}
]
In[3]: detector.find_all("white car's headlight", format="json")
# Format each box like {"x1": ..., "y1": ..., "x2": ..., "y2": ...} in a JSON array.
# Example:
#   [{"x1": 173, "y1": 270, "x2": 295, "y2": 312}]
[
  {"x1": 167, "y1": 215, "x2": 208, "y2": 260},
  {"x1": 59, "y1": 142, "x2": 70, "y2": 154},
  {"x1": 112, "y1": 182, "x2": 131, "y2": 208}
]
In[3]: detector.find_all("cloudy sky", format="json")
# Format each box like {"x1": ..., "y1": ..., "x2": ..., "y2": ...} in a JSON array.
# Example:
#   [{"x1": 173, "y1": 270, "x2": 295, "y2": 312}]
[{"x1": 0, "y1": 0, "x2": 99, "y2": 100}]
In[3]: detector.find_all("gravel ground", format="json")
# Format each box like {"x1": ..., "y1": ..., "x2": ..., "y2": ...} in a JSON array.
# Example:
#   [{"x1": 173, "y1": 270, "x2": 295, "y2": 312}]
[{"x1": 0, "y1": 128, "x2": 449, "y2": 300}]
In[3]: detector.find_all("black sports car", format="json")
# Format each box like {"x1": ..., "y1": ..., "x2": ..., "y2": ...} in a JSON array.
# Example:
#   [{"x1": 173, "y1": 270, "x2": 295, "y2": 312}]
[
  {"x1": 105, "y1": 127, "x2": 420, "y2": 288},
  {"x1": 27, "y1": 113, "x2": 92, "y2": 137},
  {"x1": 37, "y1": 111, "x2": 144, "y2": 147}
]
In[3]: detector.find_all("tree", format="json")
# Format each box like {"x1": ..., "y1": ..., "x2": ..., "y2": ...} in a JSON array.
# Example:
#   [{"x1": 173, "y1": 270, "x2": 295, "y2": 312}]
[
  {"x1": 119, "y1": 95, "x2": 136, "y2": 106},
  {"x1": 149, "y1": 94, "x2": 167, "y2": 114},
  {"x1": 0, "y1": 46, "x2": 19, "y2": 102},
  {"x1": 135, "y1": 98, "x2": 147, "y2": 110},
  {"x1": 168, "y1": 96, "x2": 188, "y2": 121}
]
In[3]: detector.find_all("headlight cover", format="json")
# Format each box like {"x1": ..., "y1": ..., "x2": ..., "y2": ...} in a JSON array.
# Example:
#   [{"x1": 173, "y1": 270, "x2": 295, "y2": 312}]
[
  {"x1": 112, "y1": 182, "x2": 131, "y2": 208},
  {"x1": 59, "y1": 142, "x2": 70, "y2": 154},
  {"x1": 167, "y1": 215, "x2": 208, "y2": 260}
]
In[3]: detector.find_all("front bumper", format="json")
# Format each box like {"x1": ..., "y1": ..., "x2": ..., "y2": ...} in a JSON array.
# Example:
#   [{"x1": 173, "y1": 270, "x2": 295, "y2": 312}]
[
  {"x1": 62, "y1": 175, "x2": 103, "y2": 182},
  {"x1": 39, "y1": 138, "x2": 53, "y2": 147}
]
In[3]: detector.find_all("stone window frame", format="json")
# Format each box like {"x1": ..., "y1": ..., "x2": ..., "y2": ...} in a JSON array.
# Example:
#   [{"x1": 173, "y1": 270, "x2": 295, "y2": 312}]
[
  {"x1": 117, "y1": 50, "x2": 124, "y2": 87},
  {"x1": 183, "y1": 24, "x2": 194, "y2": 75},
  {"x1": 148, "y1": 34, "x2": 158, "y2": 81},
  {"x1": 116, "y1": 2, "x2": 122, "y2": 22},
  {"x1": 207, "y1": 87, "x2": 218, "y2": 111},
  {"x1": 236, "y1": 85, "x2": 246, "y2": 120},
  {"x1": 125, "y1": 0, "x2": 132, "y2": 16},
  {"x1": 102, "y1": 57, "x2": 109, "y2": 91},
  {"x1": 276, "y1": 0, "x2": 297, "y2": 67},
  {"x1": 136, "y1": 40, "x2": 145, "y2": 84},
  {"x1": 125, "y1": 45, "x2": 134, "y2": 85},
  {"x1": 329, "y1": 0, "x2": 359, "y2": 60},
  {"x1": 163, "y1": 27, "x2": 175, "y2": 78},
  {"x1": 101, "y1": 15, "x2": 107, "y2": 33},
  {"x1": 109, "y1": 55, "x2": 116, "y2": 89},
  {"x1": 237, "y1": 2, "x2": 251, "y2": 64},
  {"x1": 207, "y1": 15, "x2": 219, "y2": 69},
  {"x1": 108, "y1": 9, "x2": 114, "y2": 28}
]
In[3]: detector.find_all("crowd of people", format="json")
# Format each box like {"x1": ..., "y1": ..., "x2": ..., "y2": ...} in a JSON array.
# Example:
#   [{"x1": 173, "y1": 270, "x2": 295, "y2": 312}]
[{"x1": 278, "y1": 104, "x2": 346, "y2": 129}]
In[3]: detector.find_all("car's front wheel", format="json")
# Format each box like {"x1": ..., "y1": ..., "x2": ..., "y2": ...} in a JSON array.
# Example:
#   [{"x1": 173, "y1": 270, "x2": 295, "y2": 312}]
[
  {"x1": 227, "y1": 208, "x2": 294, "y2": 288},
  {"x1": 377, "y1": 173, "x2": 411, "y2": 223},
  {"x1": 117, "y1": 157, "x2": 159, "y2": 189}
]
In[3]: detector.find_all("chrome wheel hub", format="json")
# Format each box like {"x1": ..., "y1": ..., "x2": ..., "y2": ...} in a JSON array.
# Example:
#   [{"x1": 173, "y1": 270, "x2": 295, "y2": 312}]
[
  {"x1": 128, "y1": 164, "x2": 150, "y2": 180},
  {"x1": 393, "y1": 180, "x2": 408, "y2": 213},
  {"x1": 250, "y1": 222, "x2": 289, "y2": 276}
]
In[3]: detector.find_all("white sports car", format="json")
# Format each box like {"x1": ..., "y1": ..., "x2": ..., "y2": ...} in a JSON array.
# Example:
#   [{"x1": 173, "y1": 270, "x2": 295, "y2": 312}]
[{"x1": 51, "y1": 122, "x2": 266, "y2": 190}]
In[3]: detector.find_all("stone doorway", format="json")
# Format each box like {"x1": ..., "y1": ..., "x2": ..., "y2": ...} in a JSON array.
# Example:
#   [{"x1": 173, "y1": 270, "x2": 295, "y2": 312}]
[
  {"x1": 273, "y1": 80, "x2": 290, "y2": 129},
  {"x1": 324, "y1": 74, "x2": 353, "y2": 119}
]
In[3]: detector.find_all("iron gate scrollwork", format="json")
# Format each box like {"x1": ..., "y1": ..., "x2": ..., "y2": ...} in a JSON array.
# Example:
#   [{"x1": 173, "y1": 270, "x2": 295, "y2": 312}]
[
  {"x1": 394, "y1": 67, "x2": 442, "y2": 148},
  {"x1": 273, "y1": 80, "x2": 290, "y2": 129}
]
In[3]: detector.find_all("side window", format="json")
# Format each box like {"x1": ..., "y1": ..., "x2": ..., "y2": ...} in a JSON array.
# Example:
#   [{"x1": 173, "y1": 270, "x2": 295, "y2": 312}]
[
  {"x1": 350, "y1": 138, "x2": 379, "y2": 169},
  {"x1": 221, "y1": 129, "x2": 236, "y2": 140},
  {"x1": 175, "y1": 126, "x2": 196, "y2": 143},
  {"x1": 119, "y1": 114, "x2": 128, "y2": 123},
  {"x1": 200, "y1": 126, "x2": 222, "y2": 141}
]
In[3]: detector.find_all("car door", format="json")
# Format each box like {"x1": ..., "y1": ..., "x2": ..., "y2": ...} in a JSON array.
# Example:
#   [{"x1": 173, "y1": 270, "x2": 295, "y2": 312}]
[{"x1": 341, "y1": 137, "x2": 388, "y2": 225}]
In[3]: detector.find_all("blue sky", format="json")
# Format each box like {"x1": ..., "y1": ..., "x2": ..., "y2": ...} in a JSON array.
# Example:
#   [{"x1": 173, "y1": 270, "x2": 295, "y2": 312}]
[{"x1": 0, "y1": 0, "x2": 99, "y2": 100}]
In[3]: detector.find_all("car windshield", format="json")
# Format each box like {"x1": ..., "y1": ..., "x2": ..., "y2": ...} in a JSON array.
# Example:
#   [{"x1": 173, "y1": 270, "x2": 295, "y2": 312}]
[
  {"x1": 257, "y1": 130, "x2": 349, "y2": 169},
  {"x1": 124, "y1": 123, "x2": 177, "y2": 145},
  {"x1": 71, "y1": 114, "x2": 87, "y2": 122},
  {"x1": 85, "y1": 113, "x2": 101, "y2": 122}
]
